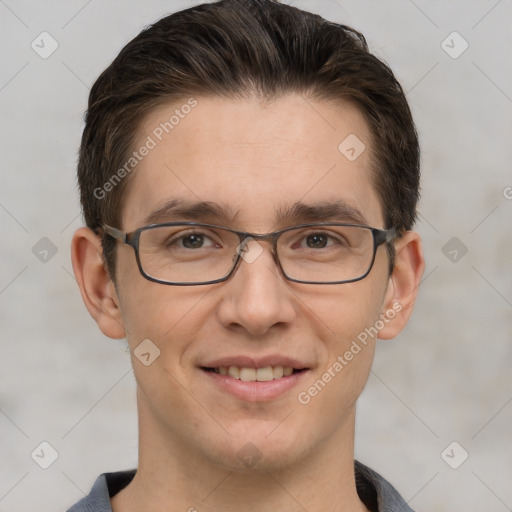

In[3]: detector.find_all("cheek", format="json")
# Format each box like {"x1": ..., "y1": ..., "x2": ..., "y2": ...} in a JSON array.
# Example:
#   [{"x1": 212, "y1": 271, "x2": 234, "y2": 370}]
[
  {"x1": 119, "y1": 283, "x2": 211, "y2": 421},
  {"x1": 115, "y1": 245, "x2": 204, "y2": 343},
  {"x1": 293, "y1": 270, "x2": 387, "y2": 408},
  {"x1": 313, "y1": 288, "x2": 380, "y2": 382},
  {"x1": 120, "y1": 282, "x2": 207, "y2": 348},
  {"x1": 297, "y1": 270, "x2": 386, "y2": 346}
]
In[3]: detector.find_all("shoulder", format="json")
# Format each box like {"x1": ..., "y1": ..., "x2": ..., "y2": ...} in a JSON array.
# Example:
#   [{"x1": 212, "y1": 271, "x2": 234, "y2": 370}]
[
  {"x1": 355, "y1": 460, "x2": 415, "y2": 512},
  {"x1": 66, "y1": 470, "x2": 136, "y2": 512}
]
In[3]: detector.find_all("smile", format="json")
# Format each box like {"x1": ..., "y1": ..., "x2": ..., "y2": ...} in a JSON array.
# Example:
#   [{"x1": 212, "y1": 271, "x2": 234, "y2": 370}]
[
  {"x1": 203, "y1": 365, "x2": 305, "y2": 382},
  {"x1": 200, "y1": 365, "x2": 310, "y2": 401}
]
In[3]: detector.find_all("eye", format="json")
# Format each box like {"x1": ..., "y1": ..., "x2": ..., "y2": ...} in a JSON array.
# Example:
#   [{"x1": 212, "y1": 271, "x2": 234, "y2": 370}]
[
  {"x1": 168, "y1": 231, "x2": 219, "y2": 250},
  {"x1": 298, "y1": 231, "x2": 345, "y2": 249},
  {"x1": 304, "y1": 233, "x2": 330, "y2": 249},
  {"x1": 181, "y1": 233, "x2": 209, "y2": 249}
]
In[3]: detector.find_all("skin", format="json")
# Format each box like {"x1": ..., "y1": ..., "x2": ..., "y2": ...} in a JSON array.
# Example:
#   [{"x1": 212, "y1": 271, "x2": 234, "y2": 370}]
[{"x1": 72, "y1": 94, "x2": 424, "y2": 512}]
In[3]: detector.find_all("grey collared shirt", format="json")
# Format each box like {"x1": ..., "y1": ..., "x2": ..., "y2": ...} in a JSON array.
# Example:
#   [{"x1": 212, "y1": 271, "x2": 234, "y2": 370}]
[{"x1": 66, "y1": 460, "x2": 415, "y2": 512}]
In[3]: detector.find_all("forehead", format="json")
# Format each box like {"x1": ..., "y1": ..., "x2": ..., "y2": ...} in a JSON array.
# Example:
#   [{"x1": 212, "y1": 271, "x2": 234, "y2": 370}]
[{"x1": 120, "y1": 94, "x2": 383, "y2": 231}]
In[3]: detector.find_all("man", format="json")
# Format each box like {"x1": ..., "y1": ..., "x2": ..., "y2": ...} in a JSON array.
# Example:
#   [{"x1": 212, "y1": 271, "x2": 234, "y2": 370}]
[{"x1": 69, "y1": 0, "x2": 424, "y2": 510}]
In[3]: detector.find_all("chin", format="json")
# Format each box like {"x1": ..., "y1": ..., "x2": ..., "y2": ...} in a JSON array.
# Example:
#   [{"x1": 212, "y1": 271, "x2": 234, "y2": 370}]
[{"x1": 204, "y1": 420, "x2": 314, "y2": 473}]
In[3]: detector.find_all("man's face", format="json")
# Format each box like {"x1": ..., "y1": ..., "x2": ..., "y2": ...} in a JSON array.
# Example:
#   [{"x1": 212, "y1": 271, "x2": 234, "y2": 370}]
[{"x1": 114, "y1": 94, "x2": 395, "y2": 471}]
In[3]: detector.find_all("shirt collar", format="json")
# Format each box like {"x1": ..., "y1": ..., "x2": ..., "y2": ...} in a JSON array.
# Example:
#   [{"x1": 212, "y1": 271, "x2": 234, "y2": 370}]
[{"x1": 67, "y1": 460, "x2": 415, "y2": 512}]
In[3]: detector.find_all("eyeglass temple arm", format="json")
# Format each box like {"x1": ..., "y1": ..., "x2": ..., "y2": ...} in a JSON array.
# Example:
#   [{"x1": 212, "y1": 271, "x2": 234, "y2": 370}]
[
  {"x1": 102, "y1": 224, "x2": 127, "y2": 243},
  {"x1": 386, "y1": 228, "x2": 398, "y2": 243}
]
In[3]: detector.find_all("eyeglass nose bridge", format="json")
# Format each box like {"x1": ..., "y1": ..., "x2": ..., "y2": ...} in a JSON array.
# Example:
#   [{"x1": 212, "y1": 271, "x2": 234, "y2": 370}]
[{"x1": 231, "y1": 231, "x2": 284, "y2": 276}]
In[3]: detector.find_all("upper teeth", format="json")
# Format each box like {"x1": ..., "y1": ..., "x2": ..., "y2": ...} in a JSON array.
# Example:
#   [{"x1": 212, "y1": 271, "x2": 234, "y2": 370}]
[{"x1": 215, "y1": 366, "x2": 294, "y2": 381}]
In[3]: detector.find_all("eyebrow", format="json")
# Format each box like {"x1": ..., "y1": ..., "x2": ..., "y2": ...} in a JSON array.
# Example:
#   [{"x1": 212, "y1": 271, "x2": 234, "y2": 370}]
[
  {"x1": 141, "y1": 198, "x2": 368, "y2": 227},
  {"x1": 275, "y1": 200, "x2": 367, "y2": 226},
  {"x1": 142, "y1": 199, "x2": 240, "y2": 226}
]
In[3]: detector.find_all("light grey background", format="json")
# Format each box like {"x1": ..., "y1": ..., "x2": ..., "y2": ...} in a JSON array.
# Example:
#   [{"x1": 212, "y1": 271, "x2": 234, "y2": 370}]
[{"x1": 1, "y1": 1, "x2": 511, "y2": 511}]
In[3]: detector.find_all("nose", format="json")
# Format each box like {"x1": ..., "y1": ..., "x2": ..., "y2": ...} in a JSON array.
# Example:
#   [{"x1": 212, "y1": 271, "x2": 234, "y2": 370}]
[{"x1": 216, "y1": 239, "x2": 297, "y2": 336}]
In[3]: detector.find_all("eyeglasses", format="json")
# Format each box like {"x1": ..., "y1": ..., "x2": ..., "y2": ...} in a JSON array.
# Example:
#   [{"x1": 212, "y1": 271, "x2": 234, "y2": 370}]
[{"x1": 102, "y1": 222, "x2": 397, "y2": 286}]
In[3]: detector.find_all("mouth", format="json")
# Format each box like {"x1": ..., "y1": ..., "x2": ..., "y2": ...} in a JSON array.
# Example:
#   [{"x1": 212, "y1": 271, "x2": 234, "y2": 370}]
[
  {"x1": 199, "y1": 361, "x2": 310, "y2": 402},
  {"x1": 201, "y1": 365, "x2": 307, "y2": 382}
]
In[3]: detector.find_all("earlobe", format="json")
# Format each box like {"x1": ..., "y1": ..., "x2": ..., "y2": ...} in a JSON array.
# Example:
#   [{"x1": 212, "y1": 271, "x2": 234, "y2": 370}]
[
  {"x1": 378, "y1": 231, "x2": 425, "y2": 340},
  {"x1": 71, "y1": 227, "x2": 126, "y2": 339}
]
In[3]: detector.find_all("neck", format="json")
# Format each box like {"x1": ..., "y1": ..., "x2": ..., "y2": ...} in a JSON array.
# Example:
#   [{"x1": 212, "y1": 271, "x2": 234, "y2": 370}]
[{"x1": 112, "y1": 393, "x2": 369, "y2": 512}]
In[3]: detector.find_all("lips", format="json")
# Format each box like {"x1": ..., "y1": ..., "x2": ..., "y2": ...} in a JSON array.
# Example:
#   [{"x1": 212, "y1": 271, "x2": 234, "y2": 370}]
[
  {"x1": 204, "y1": 365, "x2": 299, "y2": 382},
  {"x1": 200, "y1": 364, "x2": 310, "y2": 402},
  {"x1": 199, "y1": 355, "x2": 310, "y2": 388},
  {"x1": 201, "y1": 355, "x2": 308, "y2": 370}
]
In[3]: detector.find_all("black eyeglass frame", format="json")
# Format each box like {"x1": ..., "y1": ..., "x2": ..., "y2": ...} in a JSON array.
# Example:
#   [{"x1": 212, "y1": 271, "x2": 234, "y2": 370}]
[{"x1": 102, "y1": 222, "x2": 397, "y2": 286}]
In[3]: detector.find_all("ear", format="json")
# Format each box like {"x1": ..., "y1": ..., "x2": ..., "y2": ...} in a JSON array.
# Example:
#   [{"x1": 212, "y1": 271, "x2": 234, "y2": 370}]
[
  {"x1": 71, "y1": 227, "x2": 126, "y2": 339},
  {"x1": 378, "y1": 230, "x2": 425, "y2": 340}
]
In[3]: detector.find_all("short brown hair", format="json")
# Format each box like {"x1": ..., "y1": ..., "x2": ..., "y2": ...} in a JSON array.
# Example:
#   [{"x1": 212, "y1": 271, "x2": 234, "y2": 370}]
[{"x1": 78, "y1": 0, "x2": 420, "y2": 280}]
